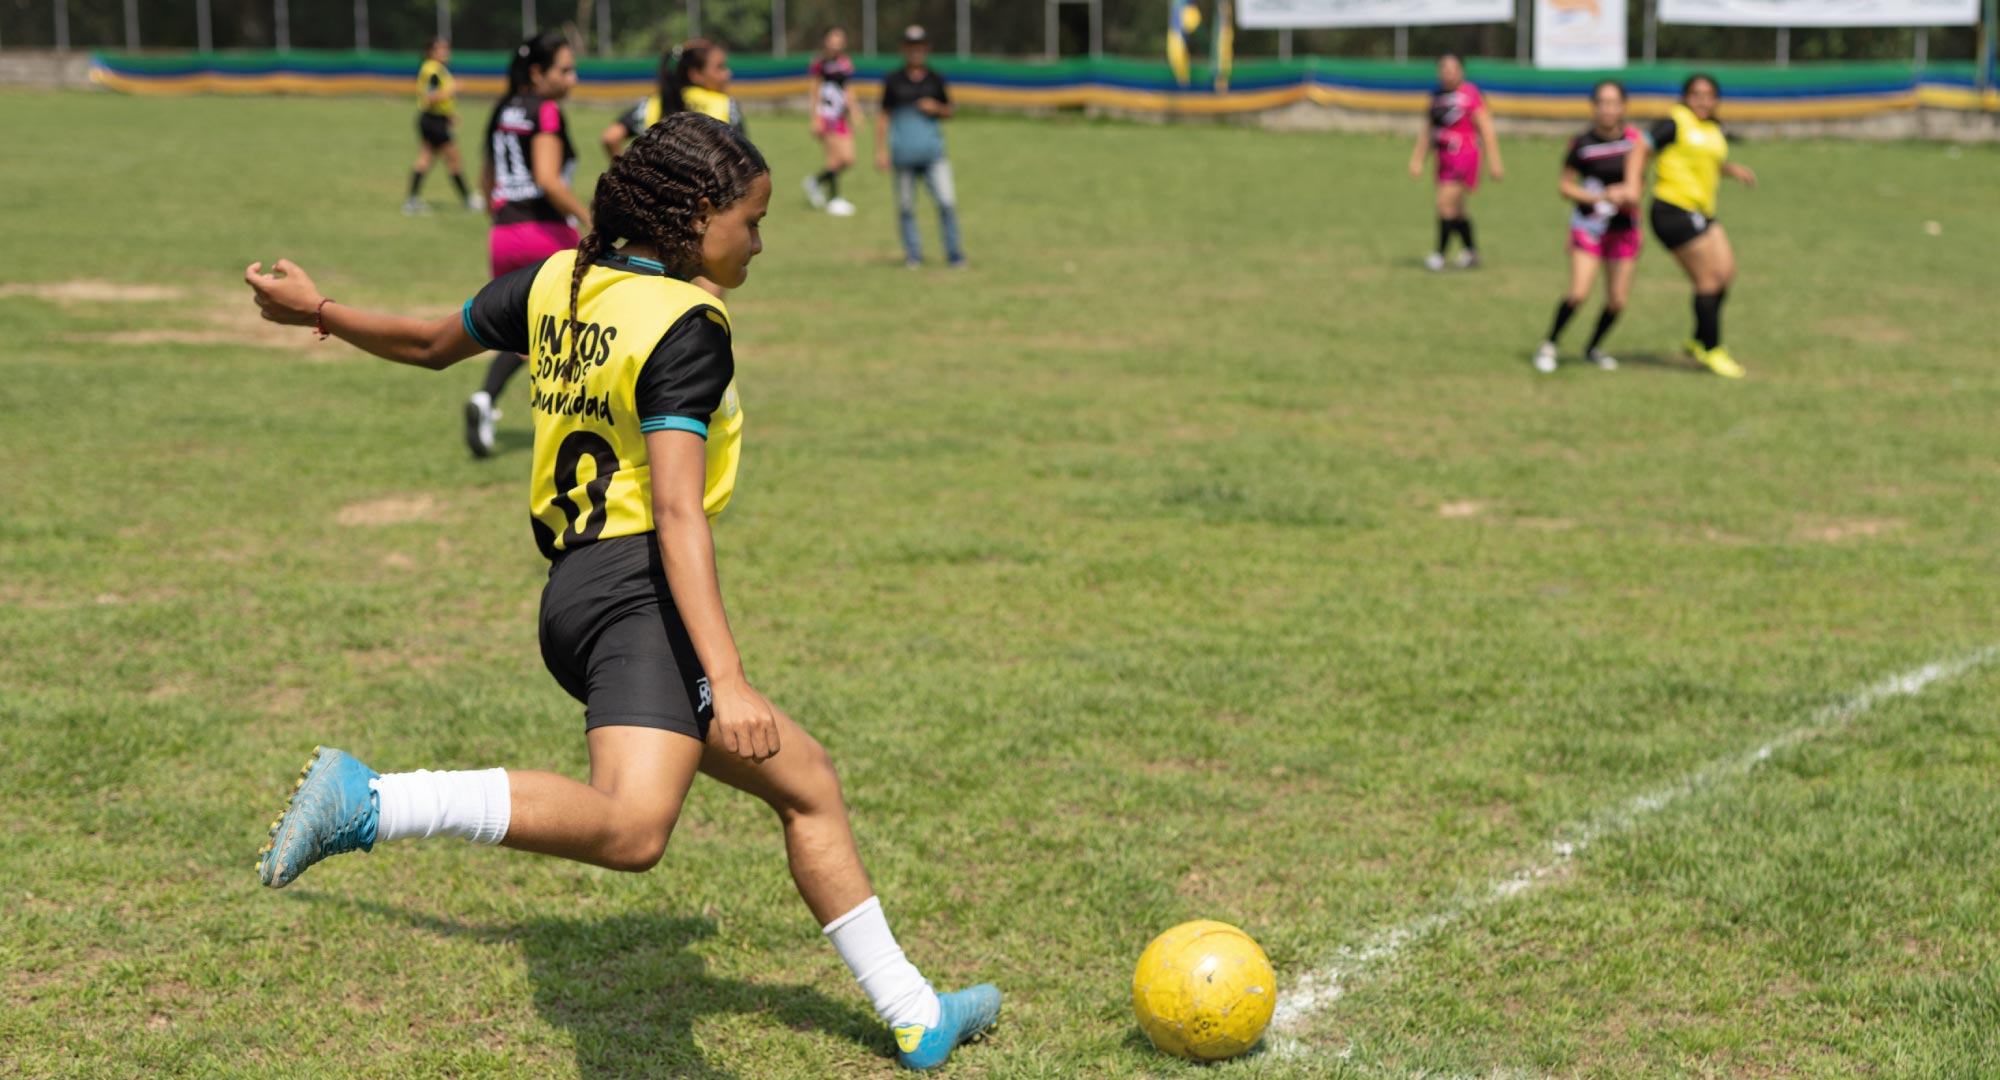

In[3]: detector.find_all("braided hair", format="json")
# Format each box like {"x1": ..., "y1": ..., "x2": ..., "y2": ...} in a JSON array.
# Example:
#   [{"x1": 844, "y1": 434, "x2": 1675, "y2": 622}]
[{"x1": 567, "y1": 112, "x2": 769, "y2": 325}]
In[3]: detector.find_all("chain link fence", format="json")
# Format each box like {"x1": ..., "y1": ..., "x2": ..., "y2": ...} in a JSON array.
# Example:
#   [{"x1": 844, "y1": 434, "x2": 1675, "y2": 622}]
[{"x1": 0, "y1": 0, "x2": 1983, "y2": 62}]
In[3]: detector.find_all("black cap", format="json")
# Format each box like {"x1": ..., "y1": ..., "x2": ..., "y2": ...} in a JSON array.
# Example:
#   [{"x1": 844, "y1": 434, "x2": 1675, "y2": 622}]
[{"x1": 902, "y1": 25, "x2": 927, "y2": 44}]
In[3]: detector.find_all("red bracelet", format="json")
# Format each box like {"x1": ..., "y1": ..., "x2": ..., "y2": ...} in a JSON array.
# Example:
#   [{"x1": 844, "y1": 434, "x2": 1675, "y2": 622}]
[{"x1": 314, "y1": 298, "x2": 335, "y2": 340}]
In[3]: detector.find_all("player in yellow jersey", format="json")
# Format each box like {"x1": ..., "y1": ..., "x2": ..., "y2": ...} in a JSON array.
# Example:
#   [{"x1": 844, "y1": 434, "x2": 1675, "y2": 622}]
[
  {"x1": 599, "y1": 41, "x2": 747, "y2": 307},
  {"x1": 1645, "y1": 74, "x2": 1758, "y2": 378},
  {"x1": 405, "y1": 37, "x2": 480, "y2": 215},
  {"x1": 601, "y1": 38, "x2": 747, "y2": 160},
  {"x1": 241, "y1": 113, "x2": 1000, "y2": 1072}
]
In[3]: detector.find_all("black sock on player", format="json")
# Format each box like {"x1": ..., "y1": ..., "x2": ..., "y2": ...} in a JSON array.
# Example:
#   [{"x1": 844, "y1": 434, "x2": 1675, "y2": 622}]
[
  {"x1": 1694, "y1": 293, "x2": 1723, "y2": 350},
  {"x1": 1586, "y1": 307, "x2": 1622, "y2": 354},
  {"x1": 1547, "y1": 299, "x2": 1579, "y2": 342}
]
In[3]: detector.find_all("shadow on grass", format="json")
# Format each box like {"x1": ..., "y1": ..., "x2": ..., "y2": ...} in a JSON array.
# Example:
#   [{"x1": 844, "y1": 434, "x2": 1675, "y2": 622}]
[
  {"x1": 309, "y1": 896, "x2": 887, "y2": 1079},
  {"x1": 494, "y1": 428, "x2": 535, "y2": 456},
  {"x1": 1611, "y1": 350, "x2": 1709, "y2": 375}
]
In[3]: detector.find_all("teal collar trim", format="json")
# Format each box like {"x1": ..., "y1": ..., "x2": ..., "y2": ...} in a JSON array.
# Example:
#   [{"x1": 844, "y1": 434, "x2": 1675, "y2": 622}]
[{"x1": 596, "y1": 251, "x2": 683, "y2": 279}]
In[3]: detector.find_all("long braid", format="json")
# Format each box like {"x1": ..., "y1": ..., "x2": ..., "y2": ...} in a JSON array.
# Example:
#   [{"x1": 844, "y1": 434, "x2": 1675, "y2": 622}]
[
  {"x1": 565, "y1": 113, "x2": 768, "y2": 326},
  {"x1": 566, "y1": 232, "x2": 611, "y2": 332}
]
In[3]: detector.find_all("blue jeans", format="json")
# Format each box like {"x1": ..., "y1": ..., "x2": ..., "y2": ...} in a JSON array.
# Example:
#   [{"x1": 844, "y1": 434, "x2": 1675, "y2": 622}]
[{"x1": 894, "y1": 159, "x2": 963, "y2": 265}]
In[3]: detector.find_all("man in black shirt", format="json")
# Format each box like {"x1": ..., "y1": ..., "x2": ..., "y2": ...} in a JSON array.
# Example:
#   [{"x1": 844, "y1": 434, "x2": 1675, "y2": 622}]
[{"x1": 873, "y1": 25, "x2": 965, "y2": 268}]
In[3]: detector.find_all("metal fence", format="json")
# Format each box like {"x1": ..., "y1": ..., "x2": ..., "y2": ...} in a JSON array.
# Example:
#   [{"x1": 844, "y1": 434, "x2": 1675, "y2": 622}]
[{"x1": 0, "y1": 0, "x2": 1984, "y2": 63}]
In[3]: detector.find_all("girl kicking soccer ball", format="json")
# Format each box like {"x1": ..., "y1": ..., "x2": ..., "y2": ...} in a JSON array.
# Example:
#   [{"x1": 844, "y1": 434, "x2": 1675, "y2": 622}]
[{"x1": 243, "y1": 113, "x2": 999, "y2": 1072}]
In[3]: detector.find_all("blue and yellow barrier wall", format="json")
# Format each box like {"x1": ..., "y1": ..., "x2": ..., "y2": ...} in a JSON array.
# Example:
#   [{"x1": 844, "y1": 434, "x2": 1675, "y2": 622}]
[{"x1": 90, "y1": 50, "x2": 2000, "y2": 121}]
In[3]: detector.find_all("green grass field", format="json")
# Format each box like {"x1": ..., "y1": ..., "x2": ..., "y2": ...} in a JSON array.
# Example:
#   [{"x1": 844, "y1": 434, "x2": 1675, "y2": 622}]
[{"x1": 3, "y1": 87, "x2": 1999, "y2": 1079}]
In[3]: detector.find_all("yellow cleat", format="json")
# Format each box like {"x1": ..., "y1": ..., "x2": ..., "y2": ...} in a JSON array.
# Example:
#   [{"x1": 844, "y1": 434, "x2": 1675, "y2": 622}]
[
  {"x1": 1701, "y1": 346, "x2": 1746, "y2": 379},
  {"x1": 1683, "y1": 338, "x2": 1709, "y2": 364}
]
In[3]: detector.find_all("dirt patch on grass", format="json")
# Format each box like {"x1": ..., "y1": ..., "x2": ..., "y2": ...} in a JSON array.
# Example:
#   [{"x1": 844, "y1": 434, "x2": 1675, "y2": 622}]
[
  {"x1": 255, "y1": 685, "x2": 308, "y2": 717},
  {"x1": 337, "y1": 494, "x2": 441, "y2": 527},
  {"x1": 1796, "y1": 517, "x2": 1905, "y2": 543},
  {"x1": 146, "y1": 675, "x2": 196, "y2": 701},
  {"x1": 0, "y1": 583, "x2": 63, "y2": 609},
  {"x1": 62, "y1": 293, "x2": 416, "y2": 355},
  {"x1": 1139, "y1": 758, "x2": 1233, "y2": 776},
  {"x1": 1824, "y1": 315, "x2": 1912, "y2": 346},
  {"x1": 0, "y1": 281, "x2": 187, "y2": 304},
  {"x1": 1438, "y1": 500, "x2": 1487, "y2": 519}
]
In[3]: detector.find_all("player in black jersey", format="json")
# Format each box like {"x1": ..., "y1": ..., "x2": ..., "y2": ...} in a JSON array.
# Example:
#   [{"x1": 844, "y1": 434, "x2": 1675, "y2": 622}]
[
  {"x1": 1533, "y1": 80, "x2": 1646, "y2": 373},
  {"x1": 465, "y1": 30, "x2": 587, "y2": 459}
]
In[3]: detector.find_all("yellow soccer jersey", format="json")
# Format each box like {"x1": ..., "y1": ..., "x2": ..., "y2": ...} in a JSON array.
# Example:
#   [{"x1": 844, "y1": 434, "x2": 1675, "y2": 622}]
[
  {"x1": 622, "y1": 91, "x2": 746, "y2": 137},
  {"x1": 1648, "y1": 104, "x2": 1728, "y2": 217},
  {"x1": 417, "y1": 58, "x2": 456, "y2": 117},
  {"x1": 681, "y1": 86, "x2": 746, "y2": 131},
  {"x1": 462, "y1": 250, "x2": 743, "y2": 559}
]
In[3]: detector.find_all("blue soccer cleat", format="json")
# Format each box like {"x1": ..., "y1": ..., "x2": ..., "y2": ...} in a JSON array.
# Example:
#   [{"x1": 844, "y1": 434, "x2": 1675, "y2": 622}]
[
  {"x1": 256, "y1": 746, "x2": 380, "y2": 888},
  {"x1": 894, "y1": 984, "x2": 1002, "y2": 1071}
]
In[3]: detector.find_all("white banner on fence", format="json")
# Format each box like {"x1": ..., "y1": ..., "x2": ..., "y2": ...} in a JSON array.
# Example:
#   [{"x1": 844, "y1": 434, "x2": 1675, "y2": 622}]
[
  {"x1": 1657, "y1": 0, "x2": 1977, "y2": 26},
  {"x1": 1239, "y1": 0, "x2": 1515, "y2": 29},
  {"x1": 1534, "y1": 0, "x2": 1628, "y2": 67}
]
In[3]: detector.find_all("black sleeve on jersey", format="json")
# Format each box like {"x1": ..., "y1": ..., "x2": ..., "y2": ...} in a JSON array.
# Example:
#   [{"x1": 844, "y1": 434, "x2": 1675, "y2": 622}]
[
  {"x1": 427, "y1": 72, "x2": 442, "y2": 91},
  {"x1": 932, "y1": 73, "x2": 951, "y2": 104},
  {"x1": 634, "y1": 307, "x2": 735, "y2": 434},
  {"x1": 1649, "y1": 117, "x2": 1677, "y2": 149},
  {"x1": 1562, "y1": 136, "x2": 1583, "y2": 172},
  {"x1": 462, "y1": 259, "x2": 544, "y2": 355},
  {"x1": 617, "y1": 99, "x2": 646, "y2": 134}
]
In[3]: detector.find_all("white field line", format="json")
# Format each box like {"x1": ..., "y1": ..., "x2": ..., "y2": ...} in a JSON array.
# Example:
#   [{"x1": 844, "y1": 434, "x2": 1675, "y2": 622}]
[{"x1": 1268, "y1": 647, "x2": 1998, "y2": 1052}]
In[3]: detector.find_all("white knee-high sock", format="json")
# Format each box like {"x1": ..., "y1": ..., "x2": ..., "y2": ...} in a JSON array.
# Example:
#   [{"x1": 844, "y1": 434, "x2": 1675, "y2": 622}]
[
  {"x1": 822, "y1": 896, "x2": 941, "y2": 1030},
  {"x1": 369, "y1": 769, "x2": 511, "y2": 844}
]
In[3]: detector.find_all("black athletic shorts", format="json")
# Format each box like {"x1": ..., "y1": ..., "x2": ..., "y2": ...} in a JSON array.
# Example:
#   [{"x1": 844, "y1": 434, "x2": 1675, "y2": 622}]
[
  {"x1": 539, "y1": 533, "x2": 713, "y2": 740},
  {"x1": 418, "y1": 112, "x2": 454, "y2": 148},
  {"x1": 1649, "y1": 199, "x2": 1712, "y2": 251}
]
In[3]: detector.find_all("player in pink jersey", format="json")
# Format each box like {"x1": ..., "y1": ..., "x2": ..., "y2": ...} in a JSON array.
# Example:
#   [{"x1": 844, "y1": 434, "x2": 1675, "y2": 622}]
[
  {"x1": 1408, "y1": 54, "x2": 1503, "y2": 271},
  {"x1": 1532, "y1": 80, "x2": 1646, "y2": 373},
  {"x1": 805, "y1": 26, "x2": 859, "y2": 217}
]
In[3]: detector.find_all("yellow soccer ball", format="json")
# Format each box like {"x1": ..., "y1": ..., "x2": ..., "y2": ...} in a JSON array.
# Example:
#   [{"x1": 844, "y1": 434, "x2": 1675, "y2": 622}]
[
  {"x1": 1131, "y1": 919, "x2": 1276, "y2": 1061},
  {"x1": 1180, "y1": 4, "x2": 1203, "y2": 33}
]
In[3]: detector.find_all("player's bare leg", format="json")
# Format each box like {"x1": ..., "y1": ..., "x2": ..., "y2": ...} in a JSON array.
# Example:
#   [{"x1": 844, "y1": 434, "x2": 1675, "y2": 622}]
[
  {"x1": 500, "y1": 726, "x2": 705, "y2": 870},
  {"x1": 699, "y1": 708, "x2": 1000, "y2": 1070}
]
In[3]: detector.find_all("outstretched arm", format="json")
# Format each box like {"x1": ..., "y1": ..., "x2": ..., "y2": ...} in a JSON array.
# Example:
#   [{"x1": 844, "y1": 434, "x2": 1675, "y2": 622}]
[
  {"x1": 1408, "y1": 125, "x2": 1431, "y2": 178},
  {"x1": 244, "y1": 260, "x2": 481, "y2": 370},
  {"x1": 1722, "y1": 161, "x2": 1757, "y2": 188}
]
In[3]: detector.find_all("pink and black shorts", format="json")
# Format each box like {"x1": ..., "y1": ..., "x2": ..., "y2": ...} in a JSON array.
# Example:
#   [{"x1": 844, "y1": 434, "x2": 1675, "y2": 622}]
[
  {"x1": 1437, "y1": 149, "x2": 1481, "y2": 191},
  {"x1": 819, "y1": 115, "x2": 852, "y2": 138},
  {"x1": 489, "y1": 219, "x2": 580, "y2": 278},
  {"x1": 1569, "y1": 223, "x2": 1642, "y2": 261}
]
